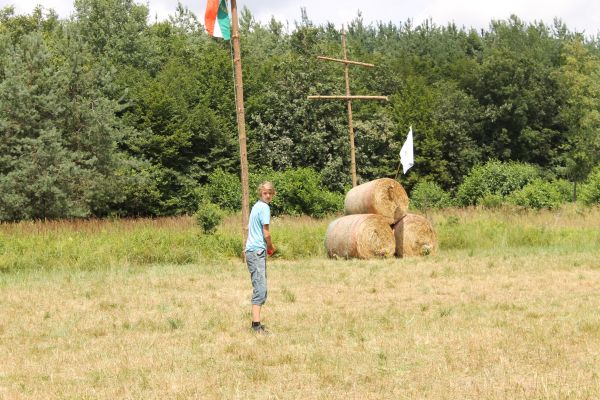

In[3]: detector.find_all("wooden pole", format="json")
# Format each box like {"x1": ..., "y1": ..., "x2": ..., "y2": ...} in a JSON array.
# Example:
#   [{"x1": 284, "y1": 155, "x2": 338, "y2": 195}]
[
  {"x1": 230, "y1": 0, "x2": 250, "y2": 247},
  {"x1": 342, "y1": 26, "x2": 357, "y2": 187}
]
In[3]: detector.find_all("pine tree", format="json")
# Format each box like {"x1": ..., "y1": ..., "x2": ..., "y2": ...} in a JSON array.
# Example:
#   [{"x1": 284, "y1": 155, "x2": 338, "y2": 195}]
[{"x1": 0, "y1": 30, "x2": 136, "y2": 220}]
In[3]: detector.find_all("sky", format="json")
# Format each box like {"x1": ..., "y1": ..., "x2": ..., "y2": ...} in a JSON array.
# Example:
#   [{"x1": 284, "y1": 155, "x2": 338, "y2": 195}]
[{"x1": 2, "y1": 0, "x2": 600, "y2": 36}]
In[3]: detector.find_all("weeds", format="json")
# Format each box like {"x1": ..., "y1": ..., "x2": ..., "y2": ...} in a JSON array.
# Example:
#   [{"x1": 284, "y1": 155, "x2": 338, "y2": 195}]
[{"x1": 1, "y1": 205, "x2": 599, "y2": 273}]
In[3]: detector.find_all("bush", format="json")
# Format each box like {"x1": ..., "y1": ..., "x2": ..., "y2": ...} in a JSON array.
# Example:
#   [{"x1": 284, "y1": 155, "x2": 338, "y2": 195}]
[
  {"x1": 410, "y1": 181, "x2": 453, "y2": 209},
  {"x1": 101, "y1": 162, "x2": 200, "y2": 218},
  {"x1": 200, "y1": 169, "x2": 243, "y2": 211},
  {"x1": 456, "y1": 160, "x2": 540, "y2": 206},
  {"x1": 478, "y1": 193, "x2": 504, "y2": 209},
  {"x1": 195, "y1": 202, "x2": 224, "y2": 234},
  {"x1": 200, "y1": 167, "x2": 343, "y2": 218},
  {"x1": 554, "y1": 179, "x2": 575, "y2": 203},
  {"x1": 255, "y1": 168, "x2": 344, "y2": 218},
  {"x1": 507, "y1": 179, "x2": 565, "y2": 210},
  {"x1": 580, "y1": 166, "x2": 600, "y2": 205}
]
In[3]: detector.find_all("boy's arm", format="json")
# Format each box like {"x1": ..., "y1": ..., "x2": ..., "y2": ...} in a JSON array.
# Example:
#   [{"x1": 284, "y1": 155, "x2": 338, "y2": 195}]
[{"x1": 262, "y1": 224, "x2": 275, "y2": 253}]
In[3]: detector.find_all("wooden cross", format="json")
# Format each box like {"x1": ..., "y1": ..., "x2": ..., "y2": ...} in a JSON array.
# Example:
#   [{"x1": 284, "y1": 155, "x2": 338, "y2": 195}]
[{"x1": 308, "y1": 26, "x2": 388, "y2": 187}]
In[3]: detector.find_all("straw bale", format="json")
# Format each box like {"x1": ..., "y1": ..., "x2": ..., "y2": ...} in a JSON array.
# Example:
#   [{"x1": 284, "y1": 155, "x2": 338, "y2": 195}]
[
  {"x1": 325, "y1": 214, "x2": 395, "y2": 259},
  {"x1": 344, "y1": 178, "x2": 409, "y2": 224},
  {"x1": 393, "y1": 213, "x2": 438, "y2": 257}
]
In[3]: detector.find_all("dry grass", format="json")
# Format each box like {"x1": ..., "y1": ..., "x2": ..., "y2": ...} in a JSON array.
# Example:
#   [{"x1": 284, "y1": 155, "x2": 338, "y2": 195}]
[
  {"x1": 0, "y1": 216, "x2": 197, "y2": 235},
  {"x1": 2, "y1": 249, "x2": 600, "y2": 399},
  {"x1": 2, "y1": 206, "x2": 600, "y2": 398}
]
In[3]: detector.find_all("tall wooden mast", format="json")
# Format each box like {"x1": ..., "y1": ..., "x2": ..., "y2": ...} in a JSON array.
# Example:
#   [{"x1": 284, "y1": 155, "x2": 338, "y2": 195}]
[{"x1": 230, "y1": 0, "x2": 250, "y2": 246}]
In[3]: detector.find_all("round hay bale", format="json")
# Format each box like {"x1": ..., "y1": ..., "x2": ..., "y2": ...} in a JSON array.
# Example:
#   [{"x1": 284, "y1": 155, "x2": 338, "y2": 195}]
[
  {"x1": 325, "y1": 214, "x2": 395, "y2": 259},
  {"x1": 393, "y1": 213, "x2": 438, "y2": 257},
  {"x1": 344, "y1": 178, "x2": 409, "y2": 224}
]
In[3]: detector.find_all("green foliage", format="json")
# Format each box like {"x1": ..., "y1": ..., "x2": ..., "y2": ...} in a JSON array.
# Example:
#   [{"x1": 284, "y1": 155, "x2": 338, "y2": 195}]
[
  {"x1": 246, "y1": 54, "x2": 350, "y2": 192},
  {"x1": 0, "y1": 130, "x2": 88, "y2": 220},
  {"x1": 478, "y1": 193, "x2": 504, "y2": 209},
  {"x1": 580, "y1": 166, "x2": 600, "y2": 205},
  {"x1": 195, "y1": 202, "x2": 224, "y2": 234},
  {"x1": 260, "y1": 168, "x2": 344, "y2": 218},
  {"x1": 73, "y1": 0, "x2": 149, "y2": 66},
  {"x1": 353, "y1": 113, "x2": 399, "y2": 182},
  {"x1": 106, "y1": 162, "x2": 177, "y2": 217},
  {"x1": 200, "y1": 169, "x2": 242, "y2": 211},
  {"x1": 456, "y1": 160, "x2": 541, "y2": 206},
  {"x1": 554, "y1": 179, "x2": 575, "y2": 203},
  {"x1": 2, "y1": 7, "x2": 600, "y2": 220},
  {"x1": 0, "y1": 6, "x2": 59, "y2": 43},
  {"x1": 555, "y1": 39, "x2": 600, "y2": 183},
  {"x1": 200, "y1": 168, "x2": 343, "y2": 218},
  {"x1": 473, "y1": 16, "x2": 564, "y2": 165},
  {"x1": 410, "y1": 181, "x2": 453, "y2": 210},
  {"x1": 507, "y1": 179, "x2": 566, "y2": 210},
  {"x1": 391, "y1": 81, "x2": 483, "y2": 191},
  {"x1": 0, "y1": 31, "x2": 133, "y2": 221}
]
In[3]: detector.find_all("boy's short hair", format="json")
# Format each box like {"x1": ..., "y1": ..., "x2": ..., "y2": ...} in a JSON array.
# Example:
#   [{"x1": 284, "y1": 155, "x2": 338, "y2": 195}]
[{"x1": 257, "y1": 181, "x2": 276, "y2": 197}]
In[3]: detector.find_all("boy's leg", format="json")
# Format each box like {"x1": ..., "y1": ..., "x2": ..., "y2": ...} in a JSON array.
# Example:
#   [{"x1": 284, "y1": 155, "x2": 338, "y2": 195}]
[
  {"x1": 246, "y1": 250, "x2": 268, "y2": 325},
  {"x1": 252, "y1": 304, "x2": 261, "y2": 323}
]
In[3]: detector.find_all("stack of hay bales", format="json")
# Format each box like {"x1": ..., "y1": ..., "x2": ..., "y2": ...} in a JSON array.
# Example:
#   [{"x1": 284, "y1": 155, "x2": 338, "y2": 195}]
[{"x1": 325, "y1": 178, "x2": 437, "y2": 259}]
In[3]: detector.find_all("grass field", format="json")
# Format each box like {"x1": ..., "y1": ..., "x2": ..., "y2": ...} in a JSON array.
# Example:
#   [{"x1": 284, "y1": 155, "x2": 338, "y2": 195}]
[{"x1": 1, "y1": 206, "x2": 600, "y2": 399}]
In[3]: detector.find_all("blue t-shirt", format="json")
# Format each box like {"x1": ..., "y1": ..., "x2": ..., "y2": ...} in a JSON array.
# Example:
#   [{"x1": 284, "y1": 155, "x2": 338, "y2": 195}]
[{"x1": 245, "y1": 200, "x2": 270, "y2": 252}]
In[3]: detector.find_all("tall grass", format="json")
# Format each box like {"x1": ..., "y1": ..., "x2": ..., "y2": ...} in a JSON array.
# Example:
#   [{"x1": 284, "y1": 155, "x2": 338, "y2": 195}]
[
  {"x1": 0, "y1": 215, "x2": 329, "y2": 272},
  {"x1": 429, "y1": 204, "x2": 600, "y2": 254},
  {"x1": 1, "y1": 217, "x2": 211, "y2": 272},
  {"x1": 1, "y1": 205, "x2": 599, "y2": 272}
]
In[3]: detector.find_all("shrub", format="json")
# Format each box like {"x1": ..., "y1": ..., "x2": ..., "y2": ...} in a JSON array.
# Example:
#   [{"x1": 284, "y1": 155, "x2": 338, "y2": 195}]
[
  {"x1": 257, "y1": 168, "x2": 344, "y2": 218},
  {"x1": 478, "y1": 193, "x2": 504, "y2": 209},
  {"x1": 580, "y1": 166, "x2": 600, "y2": 205},
  {"x1": 200, "y1": 169, "x2": 242, "y2": 211},
  {"x1": 410, "y1": 181, "x2": 453, "y2": 210},
  {"x1": 507, "y1": 179, "x2": 565, "y2": 210},
  {"x1": 195, "y1": 202, "x2": 224, "y2": 234},
  {"x1": 456, "y1": 160, "x2": 540, "y2": 206},
  {"x1": 554, "y1": 179, "x2": 575, "y2": 203},
  {"x1": 200, "y1": 167, "x2": 343, "y2": 218}
]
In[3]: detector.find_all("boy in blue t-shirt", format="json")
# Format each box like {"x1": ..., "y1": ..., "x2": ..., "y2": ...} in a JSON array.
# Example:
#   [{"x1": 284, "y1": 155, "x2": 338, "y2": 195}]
[{"x1": 245, "y1": 181, "x2": 276, "y2": 333}]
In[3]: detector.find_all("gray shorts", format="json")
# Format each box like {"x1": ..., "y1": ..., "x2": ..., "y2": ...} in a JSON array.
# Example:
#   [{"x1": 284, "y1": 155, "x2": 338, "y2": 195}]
[{"x1": 246, "y1": 249, "x2": 267, "y2": 305}]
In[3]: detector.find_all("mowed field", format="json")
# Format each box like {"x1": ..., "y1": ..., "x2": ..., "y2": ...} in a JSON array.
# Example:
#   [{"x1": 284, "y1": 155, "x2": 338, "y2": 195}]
[{"x1": 1, "y1": 207, "x2": 600, "y2": 399}]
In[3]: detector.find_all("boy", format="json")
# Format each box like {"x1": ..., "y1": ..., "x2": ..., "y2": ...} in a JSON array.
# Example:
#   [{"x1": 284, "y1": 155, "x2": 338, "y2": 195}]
[{"x1": 245, "y1": 181, "x2": 276, "y2": 334}]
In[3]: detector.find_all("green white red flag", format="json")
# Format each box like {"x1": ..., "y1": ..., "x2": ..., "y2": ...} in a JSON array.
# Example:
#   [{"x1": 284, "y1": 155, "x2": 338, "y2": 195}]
[{"x1": 205, "y1": 0, "x2": 231, "y2": 40}]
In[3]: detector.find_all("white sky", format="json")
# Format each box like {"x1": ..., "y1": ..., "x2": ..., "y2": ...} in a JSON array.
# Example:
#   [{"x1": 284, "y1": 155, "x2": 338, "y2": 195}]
[{"x1": 2, "y1": 0, "x2": 600, "y2": 36}]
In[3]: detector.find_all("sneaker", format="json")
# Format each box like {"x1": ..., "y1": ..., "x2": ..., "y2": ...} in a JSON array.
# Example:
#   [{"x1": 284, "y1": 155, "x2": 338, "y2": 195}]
[{"x1": 252, "y1": 324, "x2": 271, "y2": 335}]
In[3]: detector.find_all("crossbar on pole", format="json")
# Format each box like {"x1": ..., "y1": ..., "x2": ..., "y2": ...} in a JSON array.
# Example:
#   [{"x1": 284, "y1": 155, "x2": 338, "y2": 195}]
[
  {"x1": 316, "y1": 56, "x2": 375, "y2": 68},
  {"x1": 308, "y1": 95, "x2": 388, "y2": 101}
]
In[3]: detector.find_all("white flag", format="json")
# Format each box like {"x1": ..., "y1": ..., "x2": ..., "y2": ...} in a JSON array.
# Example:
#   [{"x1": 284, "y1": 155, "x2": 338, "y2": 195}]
[{"x1": 400, "y1": 126, "x2": 414, "y2": 174}]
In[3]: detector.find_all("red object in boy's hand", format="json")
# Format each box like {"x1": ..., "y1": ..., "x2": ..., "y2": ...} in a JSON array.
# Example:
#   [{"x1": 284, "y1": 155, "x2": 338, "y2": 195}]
[{"x1": 267, "y1": 249, "x2": 274, "y2": 256}]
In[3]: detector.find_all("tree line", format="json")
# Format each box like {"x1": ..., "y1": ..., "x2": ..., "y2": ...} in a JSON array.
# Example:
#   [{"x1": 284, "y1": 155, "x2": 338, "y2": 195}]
[{"x1": 1, "y1": 0, "x2": 599, "y2": 221}]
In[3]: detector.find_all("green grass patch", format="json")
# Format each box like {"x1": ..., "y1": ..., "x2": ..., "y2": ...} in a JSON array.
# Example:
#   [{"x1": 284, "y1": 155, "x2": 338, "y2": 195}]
[
  {"x1": 433, "y1": 205, "x2": 600, "y2": 253},
  {"x1": 1, "y1": 206, "x2": 599, "y2": 272}
]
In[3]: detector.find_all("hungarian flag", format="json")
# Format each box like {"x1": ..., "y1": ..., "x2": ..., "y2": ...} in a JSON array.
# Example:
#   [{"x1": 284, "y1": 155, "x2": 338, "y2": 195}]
[{"x1": 205, "y1": 0, "x2": 231, "y2": 40}]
